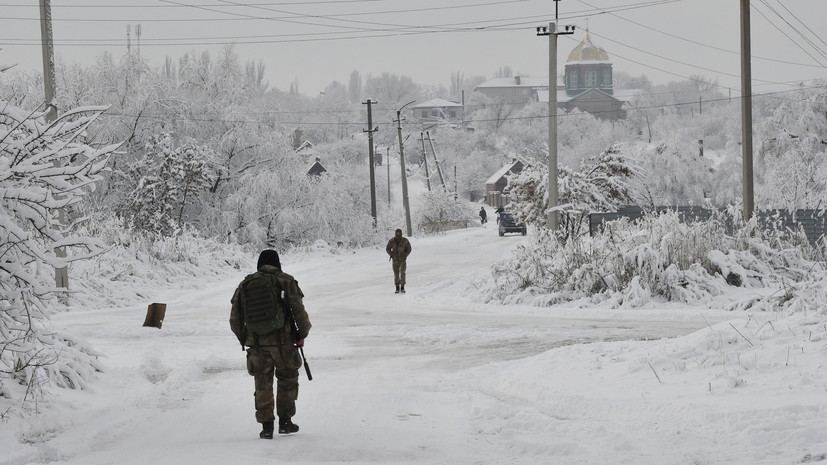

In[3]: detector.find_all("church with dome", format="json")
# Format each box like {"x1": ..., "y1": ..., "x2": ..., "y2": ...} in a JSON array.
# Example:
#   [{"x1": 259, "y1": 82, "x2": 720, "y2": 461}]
[{"x1": 474, "y1": 29, "x2": 640, "y2": 120}]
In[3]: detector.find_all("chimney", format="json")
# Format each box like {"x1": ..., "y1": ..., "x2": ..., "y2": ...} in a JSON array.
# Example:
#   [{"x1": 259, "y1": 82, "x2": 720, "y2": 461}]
[{"x1": 515, "y1": 76, "x2": 521, "y2": 85}]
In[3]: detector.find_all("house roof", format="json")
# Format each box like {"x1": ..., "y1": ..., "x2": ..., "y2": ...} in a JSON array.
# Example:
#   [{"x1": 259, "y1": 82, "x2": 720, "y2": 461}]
[
  {"x1": 485, "y1": 161, "x2": 523, "y2": 186},
  {"x1": 295, "y1": 140, "x2": 314, "y2": 153},
  {"x1": 475, "y1": 76, "x2": 550, "y2": 89},
  {"x1": 307, "y1": 158, "x2": 326, "y2": 176},
  {"x1": 414, "y1": 98, "x2": 463, "y2": 108},
  {"x1": 536, "y1": 88, "x2": 641, "y2": 104}
]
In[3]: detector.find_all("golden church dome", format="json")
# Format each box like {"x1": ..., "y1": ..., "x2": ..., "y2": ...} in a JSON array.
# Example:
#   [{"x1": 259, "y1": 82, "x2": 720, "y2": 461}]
[{"x1": 567, "y1": 30, "x2": 610, "y2": 62}]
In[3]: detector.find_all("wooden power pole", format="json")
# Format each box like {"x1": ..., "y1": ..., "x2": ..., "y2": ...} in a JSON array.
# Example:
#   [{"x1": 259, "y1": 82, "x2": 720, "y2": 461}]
[
  {"x1": 40, "y1": 0, "x2": 68, "y2": 289},
  {"x1": 362, "y1": 99, "x2": 379, "y2": 225},
  {"x1": 740, "y1": 0, "x2": 755, "y2": 221}
]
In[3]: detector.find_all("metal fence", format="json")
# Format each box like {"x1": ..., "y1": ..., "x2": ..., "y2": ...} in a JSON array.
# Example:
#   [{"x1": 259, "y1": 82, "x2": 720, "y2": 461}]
[{"x1": 588, "y1": 206, "x2": 827, "y2": 246}]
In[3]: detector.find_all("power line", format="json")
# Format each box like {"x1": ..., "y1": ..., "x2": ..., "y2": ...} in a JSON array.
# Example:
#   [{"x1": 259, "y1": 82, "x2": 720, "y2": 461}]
[
  {"x1": 753, "y1": 0, "x2": 827, "y2": 68},
  {"x1": 92, "y1": 84, "x2": 825, "y2": 126},
  {"x1": 4, "y1": 0, "x2": 391, "y2": 7},
  {"x1": 574, "y1": 0, "x2": 823, "y2": 69},
  {"x1": 775, "y1": 0, "x2": 827, "y2": 50}
]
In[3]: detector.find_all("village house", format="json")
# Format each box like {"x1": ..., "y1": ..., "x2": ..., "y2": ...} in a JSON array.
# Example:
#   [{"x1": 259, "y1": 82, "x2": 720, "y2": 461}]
[
  {"x1": 413, "y1": 98, "x2": 464, "y2": 124},
  {"x1": 485, "y1": 159, "x2": 524, "y2": 208},
  {"x1": 306, "y1": 157, "x2": 327, "y2": 177}
]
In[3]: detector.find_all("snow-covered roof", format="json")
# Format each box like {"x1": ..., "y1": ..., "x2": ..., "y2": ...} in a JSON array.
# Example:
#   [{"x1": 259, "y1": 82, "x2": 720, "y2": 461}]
[
  {"x1": 612, "y1": 89, "x2": 644, "y2": 100},
  {"x1": 295, "y1": 140, "x2": 314, "y2": 153},
  {"x1": 414, "y1": 98, "x2": 463, "y2": 108},
  {"x1": 485, "y1": 161, "x2": 522, "y2": 185},
  {"x1": 536, "y1": 88, "x2": 641, "y2": 104},
  {"x1": 475, "y1": 77, "x2": 550, "y2": 89}
]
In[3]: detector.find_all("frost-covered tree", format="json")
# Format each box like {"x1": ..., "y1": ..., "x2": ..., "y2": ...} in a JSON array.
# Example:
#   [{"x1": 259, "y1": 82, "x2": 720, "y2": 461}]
[
  {"x1": 120, "y1": 133, "x2": 214, "y2": 236},
  {"x1": 363, "y1": 72, "x2": 420, "y2": 110},
  {"x1": 634, "y1": 140, "x2": 714, "y2": 206},
  {"x1": 755, "y1": 82, "x2": 827, "y2": 209},
  {"x1": 1, "y1": 95, "x2": 117, "y2": 413},
  {"x1": 348, "y1": 70, "x2": 362, "y2": 104},
  {"x1": 507, "y1": 144, "x2": 643, "y2": 238}
]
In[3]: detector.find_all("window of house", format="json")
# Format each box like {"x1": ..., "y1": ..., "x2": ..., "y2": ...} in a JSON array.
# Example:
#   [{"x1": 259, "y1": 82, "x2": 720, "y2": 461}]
[
  {"x1": 431, "y1": 111, "x2": 438, "y2": 117},
  {"x1": 585, "y1": 70, "x2": 597, "y2": 87},
  {"x1": 422, "y1": 111, "x2": 428, "y2": 118},
  {"x1": 450, "y1": 111, "x2": 457, "y2": 118},
  {"x1": 603, "y1": 69, "x2": 612, "y2": 86},
  {"x1": 567, "y1": 70, "x2": 578, "y2": 88}
]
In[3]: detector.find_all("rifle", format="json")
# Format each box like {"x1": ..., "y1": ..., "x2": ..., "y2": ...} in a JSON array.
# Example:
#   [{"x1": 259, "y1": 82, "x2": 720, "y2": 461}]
[{"x1": 281, "y1": 290, "x2": 313, "y2": 381}]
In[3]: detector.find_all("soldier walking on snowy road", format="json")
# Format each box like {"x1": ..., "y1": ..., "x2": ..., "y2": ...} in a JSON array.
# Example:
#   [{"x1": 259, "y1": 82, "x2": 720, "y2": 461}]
[
  {"x1": 230, "y1": 250, "x2": 312, "y2": 439},
  {"x1": 386, "y1": 228, "x2": 412, "y2": 294}
]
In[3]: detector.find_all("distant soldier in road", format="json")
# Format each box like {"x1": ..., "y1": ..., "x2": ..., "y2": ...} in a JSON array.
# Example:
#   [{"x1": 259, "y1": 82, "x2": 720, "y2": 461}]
[
  {"x1": 386, "y1": 228, "x2": 412, "y2": 294},
  {"x1": 230, "y1": 250, "x2": 312, "y2": 439},
  {"x1": 479, "y1": 207, "x2": 488, "y2": 226}
]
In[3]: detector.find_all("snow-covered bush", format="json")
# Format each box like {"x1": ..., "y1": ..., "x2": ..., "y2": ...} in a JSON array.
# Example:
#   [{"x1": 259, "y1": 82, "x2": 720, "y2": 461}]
[
  {"x1": 0, "y1": 98, "x2": 118, "y2": 414},
  {"x1": 414, "y1": 189, "x2": 477, "y2": 233},
  {"x1": 66, "y1": 211, "x2": 252, "y2": 309},
  {"x1": 481, "y1": 209, "x2": 826, "y2": 309}
]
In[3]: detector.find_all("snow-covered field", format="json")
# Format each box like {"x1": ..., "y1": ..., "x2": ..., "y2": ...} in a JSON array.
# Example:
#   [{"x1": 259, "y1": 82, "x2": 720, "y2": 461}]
[{"x1": 3, "y1": 226, "x2": 827, "y2": 465}]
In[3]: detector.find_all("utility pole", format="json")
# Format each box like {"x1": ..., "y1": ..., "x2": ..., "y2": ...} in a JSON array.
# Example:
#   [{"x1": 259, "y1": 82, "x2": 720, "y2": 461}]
[
  {"x1": 425, "y1": 131, "x2": 447, "y2": 190},
  {"x1": 387, "y1": 147, "x2": 391, "y2": 205},
  {"x1": 136, "y1": 24, "x2": 142, "y2": 61},
  {"x1": 40, "y1": 0, "x2": 67, "y2": 289},
  {"x1": 740, "y1": 0, "x2": 755, "y2": 221},
  {"x1": 39, "y1": 0, "x2": 56, "y2": 123},
  {"x1": 420, "y1": 133, "x2": 431, "y2": 191},
  {"x1": 362, "y1": 99, "x2": 379, "y2": 225},
  {"x1": 395, "y1": 101, "x2": 416, "y2": 236},
  {"x1": 537, "y1": 1, "x2": 575, "y2": 231},
  {"x1": 454, "y1": 165, "x2": 458, "y2": 200}
]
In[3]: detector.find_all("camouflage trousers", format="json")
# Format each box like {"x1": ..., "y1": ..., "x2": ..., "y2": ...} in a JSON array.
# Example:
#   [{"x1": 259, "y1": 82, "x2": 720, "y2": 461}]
[
  {"x1": 391, "y1": 259, "x2": 407, "y2": 286},
  {"x1": 246, "y1": 344, "x2": 303, "y2": 423}
]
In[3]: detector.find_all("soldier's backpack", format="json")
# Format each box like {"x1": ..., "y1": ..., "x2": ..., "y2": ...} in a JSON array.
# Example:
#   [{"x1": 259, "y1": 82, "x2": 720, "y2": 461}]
[{"x1": 240, "y1": 271, "x2": 286, "y2": 335}]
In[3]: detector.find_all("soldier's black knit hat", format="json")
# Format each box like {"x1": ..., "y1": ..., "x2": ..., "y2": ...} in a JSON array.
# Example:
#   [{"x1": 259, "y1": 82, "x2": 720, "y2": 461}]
[{"x1": 257, "y1": 249, "x2": 281, "y2": 270}]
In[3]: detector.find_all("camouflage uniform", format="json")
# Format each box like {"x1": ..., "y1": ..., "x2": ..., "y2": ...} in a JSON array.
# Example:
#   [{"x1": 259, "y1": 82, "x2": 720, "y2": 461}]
[
  {"x1": 230, "y1": 265, "x2": 312, "y2": 425},
  {"x1": 386, "y1": 230, "x2": 412, "y2": 286}
]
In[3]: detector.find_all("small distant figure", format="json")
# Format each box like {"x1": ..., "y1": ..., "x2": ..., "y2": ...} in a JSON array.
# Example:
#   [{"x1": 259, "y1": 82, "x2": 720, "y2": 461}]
[
  {"x1": 479, "y1": 207, "x2": 488, "y2": 226},
  {"x1": 495, "y1": 206, "x2": 504, "y2": 224},
  {"x1": 386, "y1": 228, "x2": 412, "y2": 294}
]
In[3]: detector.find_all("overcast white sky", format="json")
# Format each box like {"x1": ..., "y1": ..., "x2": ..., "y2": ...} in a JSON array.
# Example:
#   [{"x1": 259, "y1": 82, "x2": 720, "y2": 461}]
[{"x1": 2, "y1": 0, "x2": 826, "y2": 96}]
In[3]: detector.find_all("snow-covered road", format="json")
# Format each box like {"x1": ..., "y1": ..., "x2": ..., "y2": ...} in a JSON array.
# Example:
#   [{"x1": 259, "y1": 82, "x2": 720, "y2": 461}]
[{"x1": 8, "y1": 226, "x2": 825, "y2": 465}]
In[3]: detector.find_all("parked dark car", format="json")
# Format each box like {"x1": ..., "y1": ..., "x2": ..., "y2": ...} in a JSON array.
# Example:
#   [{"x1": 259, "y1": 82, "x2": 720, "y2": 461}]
[{"x1": 498, "y1": 212, "x2": 526, "y2": 236}]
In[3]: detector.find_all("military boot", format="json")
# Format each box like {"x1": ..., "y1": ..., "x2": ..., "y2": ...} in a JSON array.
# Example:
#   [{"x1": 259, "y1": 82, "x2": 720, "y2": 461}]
[
  {"x1": 395, "y1": 285, "x2": 400, "y2": 294},
  {"x1": 259, "y1": 421, "x2": 274, "y2": 439},
  {"x1": 400, "y1": 285, "x2": 406, "y2": 293},
  {"x1": 278, "y1": 418, "x2": 300, "y2": 435}
]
